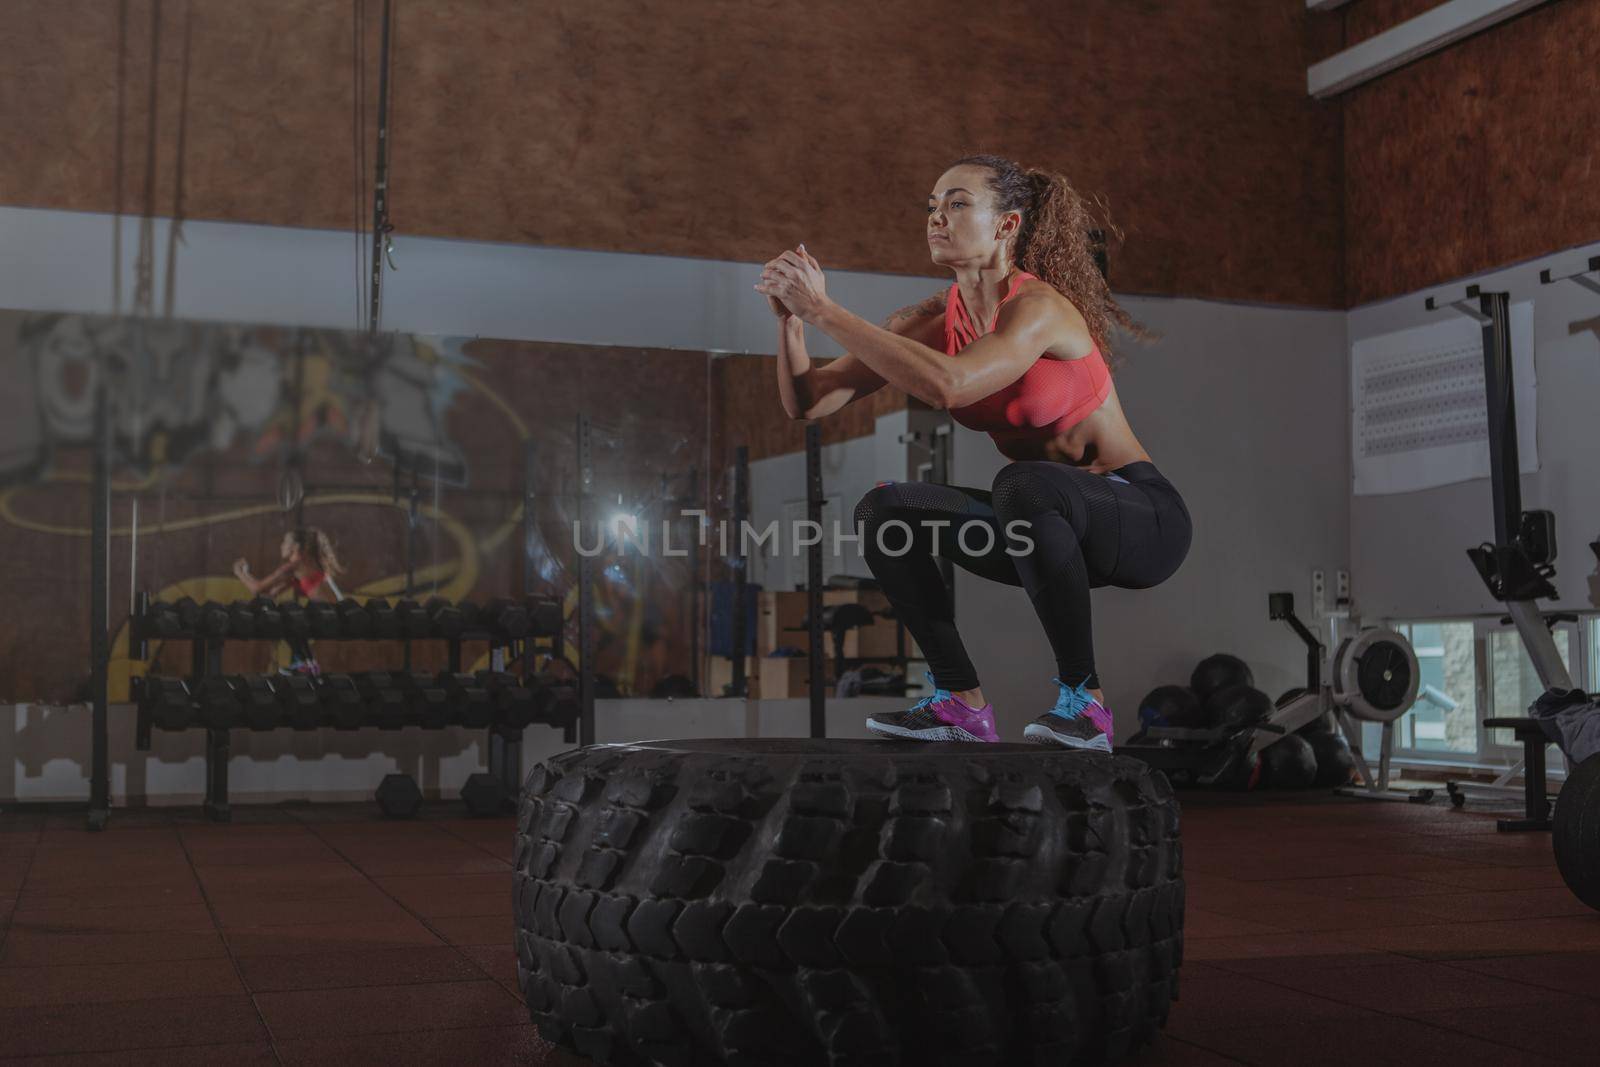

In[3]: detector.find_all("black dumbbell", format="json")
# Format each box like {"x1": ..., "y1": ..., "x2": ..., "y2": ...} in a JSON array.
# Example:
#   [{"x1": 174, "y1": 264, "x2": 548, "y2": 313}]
[
  {"x1": 146, "y1": 601, "x2": 184, "y2": 639},
  {"x1": 317, "y1": 673, "x2": 364, "y2": 730},
  {"x1": 460, "y1": 772, "x2": 508, "y2": 816},
  {"x1": 142, "y1": 676, "x2": 193, "y2": 730},
  {"x1": 194, "y1": 677, "x2": 241, "y2": 730},
  {"x1": 398, "y1": 672, "x2": 452, "y2": 729},
  {"x1": 198, "y1": 601, "x2": 231, "y2": 638},
  {"x1": 483, "y1": 598, "x2": 529, "y2": 640},
  {"x1": 478, "y1": 670, "x2": 538, "y2": 730},
  {"x1": 529, "y1": 671, "x2": 579, "y2": 728},
  {"x1": 366, "y1": 598, "x2": 401, "y2": 639},
  {"x1": 425, "y1": 597, "x2": 462, "y2": 638},
  {"x1": 376, "y1": 773, "x2": 422, "y2": 818},
  {"x1": 394, "y1": 599, "x2": 431, "y2": 639},
  {"x1": 456, "y1": 599, "x2": 481, "y2": 632},
  {"x1": 226, "y1": 601, "x2": 257, "y2": 639},
  {"x1": 172, "y1": 597, "x2": 202, "y2": 633},
  {"x1": 336, "y1": 599, "x2": 372, "y2": 639},
  {"x1": 526, "y1": 595, "x2": 563, "y2": 638},
  {"x1": 306, "y1": 601, "x2": 341, "y2": 639},
  {"x1": 276, "y1": 674, "x2": 321, "y2": 730},
  {"x1": 438, "y1": 672, "x2": 495, "y2": 728},
  {"x1": 252, "y1": 597, "x2": 283, "y2": 639},
  {"x1": 233, "y1": 675, "x2": 280, "y2": 731},
  {"x1": 279, "y1": 601, "x2": 309, "y2": 640},
  {"x1": 355, "y1": 671, "x2": 410, "y2": 731}
]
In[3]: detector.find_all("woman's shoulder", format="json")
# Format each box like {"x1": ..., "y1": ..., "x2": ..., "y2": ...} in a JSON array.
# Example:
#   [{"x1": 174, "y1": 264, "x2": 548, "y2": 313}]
[
  {"x1": 1006, "y1": 276, "x2": 1095, "y2": 359},
  {"x1": 880, "y1": 290, "x2": 950, "y2": 341}
]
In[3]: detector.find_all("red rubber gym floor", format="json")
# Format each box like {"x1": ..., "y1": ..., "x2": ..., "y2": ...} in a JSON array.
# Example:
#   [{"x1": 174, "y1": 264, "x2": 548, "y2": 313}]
[{"x1": 0, "y1": 792, "x2": 1593, "y2": 1065}]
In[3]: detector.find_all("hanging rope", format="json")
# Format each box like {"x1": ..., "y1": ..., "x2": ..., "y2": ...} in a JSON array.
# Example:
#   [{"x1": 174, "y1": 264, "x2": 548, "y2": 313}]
[
  {"x1": 132, "y1": 0, "x2": 162, "y2": 317},
  {"x1": 367, "y1": 0, "x2": 395, "y2": 335},
  {"x1": 351, "y1": 0, "x2": 368, "y2": 332},
  {"x1": 161, "y1": 0, "x2": 192, "y2": 320},
  {"x1": 112, "y1": 0, "x2": 129, "y2": 315}
]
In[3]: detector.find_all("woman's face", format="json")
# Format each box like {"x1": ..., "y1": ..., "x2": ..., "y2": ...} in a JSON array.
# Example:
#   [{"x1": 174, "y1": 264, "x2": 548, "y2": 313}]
[
  {"x1": 927, "y1": 165, "x2": 1017, "y2": 268},
  {"x1": 281, "y1": 535, "x2": 301, "y2": 563}
]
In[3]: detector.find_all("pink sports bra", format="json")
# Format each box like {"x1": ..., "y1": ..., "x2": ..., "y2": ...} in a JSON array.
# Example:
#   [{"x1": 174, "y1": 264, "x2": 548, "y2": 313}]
[{"x1": 943, "y1": 271, "x2": 1113, "y2": 446}]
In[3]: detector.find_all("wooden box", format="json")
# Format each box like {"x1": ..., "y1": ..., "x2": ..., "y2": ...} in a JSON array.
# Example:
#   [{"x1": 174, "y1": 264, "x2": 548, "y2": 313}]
[
  {"x1": 757, "y1": 590, "x2": 811, "y2": 656},
  {"x1": 758, "y1": 656, "x2": 823, "y2": 699}
]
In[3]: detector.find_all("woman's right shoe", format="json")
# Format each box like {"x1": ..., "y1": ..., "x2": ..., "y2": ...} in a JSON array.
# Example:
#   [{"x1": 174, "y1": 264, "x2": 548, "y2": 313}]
[{"x1": 866, "y1": 675, "x2": 999, "y2": 743}]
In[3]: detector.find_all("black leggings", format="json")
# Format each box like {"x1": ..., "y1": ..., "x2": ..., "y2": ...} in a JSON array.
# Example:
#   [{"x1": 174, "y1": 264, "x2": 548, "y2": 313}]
[{"x1": 853, "y1": 461, "x2": 1191, "y2": 692}]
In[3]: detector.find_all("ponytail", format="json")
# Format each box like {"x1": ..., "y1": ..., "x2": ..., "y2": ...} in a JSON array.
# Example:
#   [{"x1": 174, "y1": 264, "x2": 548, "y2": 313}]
[
  {"x1": 285, "y1": 526, "x2": 345, "y2": 577},
  {"x1": 953, "y1": 155, "x2": 1148, "y2": 363}
]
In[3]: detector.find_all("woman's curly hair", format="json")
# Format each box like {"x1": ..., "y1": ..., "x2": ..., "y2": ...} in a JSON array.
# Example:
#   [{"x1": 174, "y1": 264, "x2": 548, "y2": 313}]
[
  {"x1": 952, "y1": 154, "x2": 1146, "y2": 363},
  {"x1": 283, "y1": 527, "x2": 344, "y2": 577}
]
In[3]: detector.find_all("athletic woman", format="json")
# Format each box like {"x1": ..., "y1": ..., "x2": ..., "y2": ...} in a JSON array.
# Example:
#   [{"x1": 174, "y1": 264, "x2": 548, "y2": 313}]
[
  {"x1": 755, "y1": 155, "x2": 1191, "y2": 751},
  {"x1": 234, "y1": 527, "x2": 345, "y2": 676}
]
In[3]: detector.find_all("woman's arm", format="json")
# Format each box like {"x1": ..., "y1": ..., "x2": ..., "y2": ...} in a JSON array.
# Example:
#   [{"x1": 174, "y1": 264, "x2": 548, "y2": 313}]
[
  {"x1": 234, "y1": 558, "x2": 294, "y2": 598},
  {"x1": 777, "y1": 304, "x2": 940, "y2": 421},
  {"x1": 761, "y1": 250, "x2": 1060, "y2": 410},
  {"x1": 763, "y1": 248, "x2": 945, "y2": 419}
]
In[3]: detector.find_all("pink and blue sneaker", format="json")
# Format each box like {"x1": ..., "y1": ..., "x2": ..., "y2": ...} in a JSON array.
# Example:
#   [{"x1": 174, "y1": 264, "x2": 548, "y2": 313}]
[
  {"x1": 866, "y1": 673, "x2": 999, "y2": 743},
  {"x1": 1023, "y1": 677, "x2": 1113, "y2": 752}
]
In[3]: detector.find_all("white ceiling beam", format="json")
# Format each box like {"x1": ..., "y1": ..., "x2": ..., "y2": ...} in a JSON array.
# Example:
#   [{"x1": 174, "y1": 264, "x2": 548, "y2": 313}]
[{"x1": 1307, "y1": 0, "x2": 1552, "y2": 98}]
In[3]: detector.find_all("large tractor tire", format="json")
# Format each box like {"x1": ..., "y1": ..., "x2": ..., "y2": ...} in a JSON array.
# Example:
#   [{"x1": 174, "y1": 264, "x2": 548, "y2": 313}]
[{"x1": 514, "y1": 739, "x2": 1184, "y2": 1066}]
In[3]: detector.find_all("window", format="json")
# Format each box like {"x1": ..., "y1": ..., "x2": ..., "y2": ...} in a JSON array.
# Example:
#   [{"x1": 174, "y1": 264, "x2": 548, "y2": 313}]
[
  {"x1": 1376, "y1": 616, "x2": 1592, "y2": 770},
  {"x1": 1590, "y1": 616, "x2": 1600, "y2": 694},
  {"x1": 1488, "y1": 627, "x2": 1572, "y2": 719},
  {"x1": 1389, "y1": 621, "x2": 1479, "y2": 756}
]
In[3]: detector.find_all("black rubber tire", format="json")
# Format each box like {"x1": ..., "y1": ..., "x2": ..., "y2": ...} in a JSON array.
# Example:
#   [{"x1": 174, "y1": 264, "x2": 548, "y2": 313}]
[
  {"x1": 1554, "y1": 754, "x2": 1600, "y2": 912},
  {"x1": 514, "y1": 739, "x2": 1184, "y2": 1067}
]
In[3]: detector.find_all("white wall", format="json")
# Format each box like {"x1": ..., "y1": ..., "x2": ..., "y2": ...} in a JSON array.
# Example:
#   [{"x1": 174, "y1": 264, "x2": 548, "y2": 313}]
[
  {"x1": 952, "y1": 298, "x2": 1352, "y2": 740},
  {"x1": 1348, "y1": 241, "x2": 1600, "y2": 619}
]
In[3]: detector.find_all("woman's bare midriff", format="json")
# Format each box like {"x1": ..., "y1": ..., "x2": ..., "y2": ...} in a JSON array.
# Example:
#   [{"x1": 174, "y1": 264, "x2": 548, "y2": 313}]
[{"x1": 987, "y1": 383, "x2": 1151, "y2": 474}]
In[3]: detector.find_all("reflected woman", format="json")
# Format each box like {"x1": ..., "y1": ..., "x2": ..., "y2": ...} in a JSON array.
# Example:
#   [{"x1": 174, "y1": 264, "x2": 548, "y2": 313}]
[{"x1": 235, "y1": 527, "x2": 345, "y2": 676}]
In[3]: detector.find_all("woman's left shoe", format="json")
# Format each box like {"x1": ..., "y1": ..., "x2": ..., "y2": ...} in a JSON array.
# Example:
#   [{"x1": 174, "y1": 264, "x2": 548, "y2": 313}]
[
  {"x1": 866, "y1": 673, "x2": 999, "y2": 743},
  {"x1": 1023, "y1": 677, "x2": 1113, "y2": 752}
]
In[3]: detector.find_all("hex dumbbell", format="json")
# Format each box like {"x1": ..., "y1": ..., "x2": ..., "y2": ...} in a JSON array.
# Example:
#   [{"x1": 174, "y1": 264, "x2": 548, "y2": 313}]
[
  {"x1": 306, "y1": 601, "x2": 341, "y2": 639},
  {"x1": 477, "y1": 670, "x2": 538, "y2": 730},
  {"x1": 226, "y1": 601, "x2": 257, "y2": 639},
  {"x1": 460, "y1": 772, "x2": 507, "y2": 816},
  {"x1": 525, "y1": 595, "x2": 563, "y2": 638},
  {"x1": 399, "y1": 672, "x2": 452, "y2": 729},
  {"x1": 234, "y1": 675, "x2": 280, "y2": 731},
  {"x1": 355, "y1": 671, "x2": 410, "y2": 731},
  {"x1": 336, "y1": 598, "x2": 372, "y2": 639},
  {"x1": 194, "y1": 677, "x2": 241, "y2": 730},
  {"x1": 142, "y1": 676, "x2": 193, "y2": 730},
  {"x1": 482, "y1": 598, "x2": 529, "y2": 640},
  {"x1": 278, "y1": 601, "x2": 309, "y2": 641},
  {"x1": 394, "y1": 599, "x2": 431, "y2": 639},
  {"x1": 317, "y1": 674, "x2": 364, "y2": 730},
  {"x1": 376, "y1": 773, "x2": 422, "y2": 818},
  {"x1": 277, "y1": 674, "x2": 321, "y2": 730},
  {"x1": 437, "y1": 672, "x2": 495, "y2": 728},
  {"x1": 197, "y1": 601, "x2": 230, "y2": 638},
  {"x1": 425, "y1": 597, "x2": 462, "y2": 638},
  {"x1": 252, "y1": 597, "x2": 284, "y2": 639},
  {"x1": 365, "y1": 598, "x2": 401, "y2": 639}
]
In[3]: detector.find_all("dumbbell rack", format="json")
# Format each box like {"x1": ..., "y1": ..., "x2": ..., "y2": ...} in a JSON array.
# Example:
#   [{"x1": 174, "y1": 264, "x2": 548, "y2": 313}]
[{"x1": 128, "y1": 591, "x2": 575, "y2": 822}]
